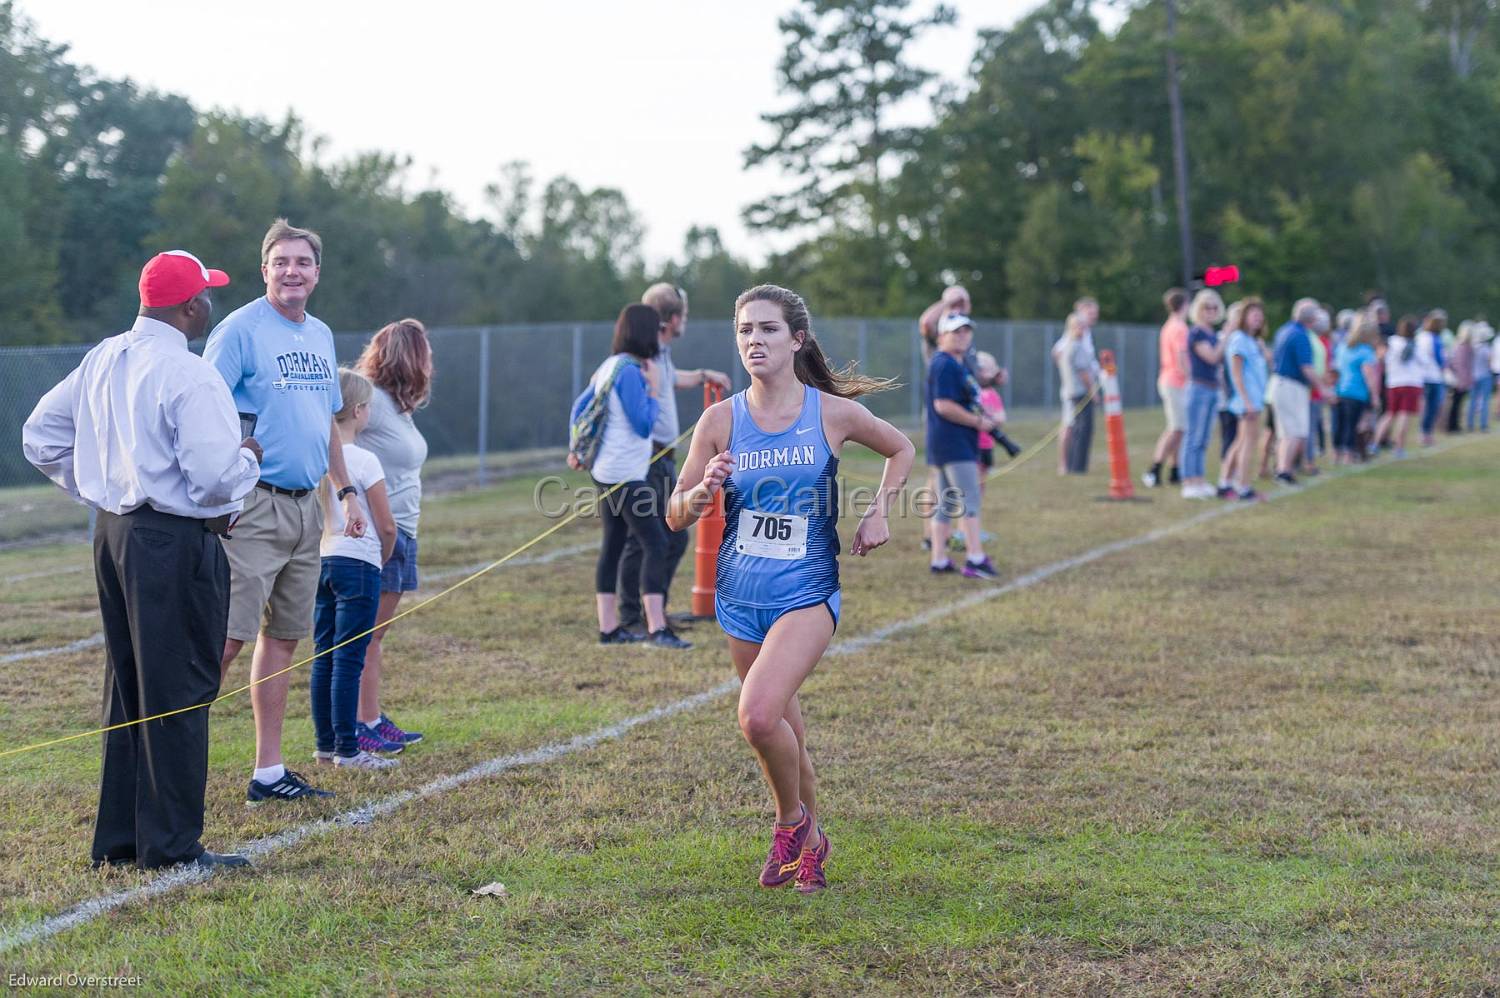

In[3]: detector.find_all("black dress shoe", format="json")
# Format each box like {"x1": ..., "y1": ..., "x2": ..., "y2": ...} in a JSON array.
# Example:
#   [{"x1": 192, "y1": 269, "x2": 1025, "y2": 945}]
[
  {"x1": 192, "y1": 850, "x2": 250, "y2": 869},
  {"x1": 90, "y1": 855, "x2": 136, "y2": 870}
]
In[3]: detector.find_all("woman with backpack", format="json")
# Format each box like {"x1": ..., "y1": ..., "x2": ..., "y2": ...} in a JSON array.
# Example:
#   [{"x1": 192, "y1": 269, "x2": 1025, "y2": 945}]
[{"x1": 570, "y1": 304, "x2": 690, "y2": 649}]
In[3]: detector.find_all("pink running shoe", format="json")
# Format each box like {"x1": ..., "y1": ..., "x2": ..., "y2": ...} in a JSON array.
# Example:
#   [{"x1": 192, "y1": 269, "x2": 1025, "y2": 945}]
[
  {"x1": 795, "y1": 829, "x2": 830, "y2": 895},
  {"x1": 758, "y1": 805, "x2": 812, "y2": 887}
]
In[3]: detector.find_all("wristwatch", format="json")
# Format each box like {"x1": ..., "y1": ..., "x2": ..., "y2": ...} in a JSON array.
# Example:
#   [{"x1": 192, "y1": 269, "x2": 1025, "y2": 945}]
[{"x1": 336, "y1": 485, "x2": 357, "y2": 501}]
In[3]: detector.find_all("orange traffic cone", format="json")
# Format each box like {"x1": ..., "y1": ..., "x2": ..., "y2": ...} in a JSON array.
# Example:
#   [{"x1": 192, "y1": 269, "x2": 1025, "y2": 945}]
[
  {"x1": 691, "y1": 383, "x2": 727, "y2": 617},
  {"x1": 1098, "y1": 350, "x2": 1135, "y2": 500}
]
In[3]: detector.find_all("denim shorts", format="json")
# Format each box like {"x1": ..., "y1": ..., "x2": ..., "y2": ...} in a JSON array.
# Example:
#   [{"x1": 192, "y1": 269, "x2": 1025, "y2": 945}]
[
  {"x1": 716, "y1": 591, "x2": 841, "y2": 645},
  {"x1": 380, "y1": 530, "x2": 419, "y2": 593}
]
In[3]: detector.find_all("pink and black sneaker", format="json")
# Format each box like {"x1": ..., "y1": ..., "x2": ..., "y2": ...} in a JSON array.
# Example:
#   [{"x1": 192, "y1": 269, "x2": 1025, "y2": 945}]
[
  {"x1": 795, "y1": 829, "x2": 830, "y2": 895},
  {"x1": 758, "y1": 805, "x2": 812, "y2": 887}
]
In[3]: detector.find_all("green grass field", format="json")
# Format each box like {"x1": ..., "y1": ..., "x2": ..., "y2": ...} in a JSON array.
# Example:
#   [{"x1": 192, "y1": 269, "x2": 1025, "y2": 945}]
[{"x1": 1, "y1": 412, "x2": 1497, "y2": 994}]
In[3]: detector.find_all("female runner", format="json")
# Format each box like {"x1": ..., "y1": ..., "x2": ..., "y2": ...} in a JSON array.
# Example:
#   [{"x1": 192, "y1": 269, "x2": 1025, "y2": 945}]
[{"x1": 667, "y1": 285, "x2": 915, "y2": 894}]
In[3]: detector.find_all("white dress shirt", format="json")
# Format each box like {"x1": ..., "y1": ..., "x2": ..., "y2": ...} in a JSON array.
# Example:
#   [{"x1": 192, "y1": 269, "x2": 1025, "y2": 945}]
[{"x1": 22, "y1": 316, "x2": 260, "y2": 517}]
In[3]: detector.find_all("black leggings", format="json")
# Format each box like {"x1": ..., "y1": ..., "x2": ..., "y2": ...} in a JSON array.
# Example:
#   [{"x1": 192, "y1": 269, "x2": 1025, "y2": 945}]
[
  {"x1": 593, "y1": 478, "x2": 669, "y2": 596},
  {"x1": 1218, "y1": 409, "x2": 1238, "y2": 459},
  {"x1": 1332, "y1": 396, "x2": 1367, "y2": 452}
]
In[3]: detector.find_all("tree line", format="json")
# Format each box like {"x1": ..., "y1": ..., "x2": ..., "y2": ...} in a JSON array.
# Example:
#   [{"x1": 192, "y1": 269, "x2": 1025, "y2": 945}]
[{"x1": 2, "y1": 0, "x2": 1497, "y2": 345}]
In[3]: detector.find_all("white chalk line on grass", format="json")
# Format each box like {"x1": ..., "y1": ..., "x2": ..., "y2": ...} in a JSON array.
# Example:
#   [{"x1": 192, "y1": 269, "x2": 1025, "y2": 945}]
[
  {"x1": 0, "y1": 542, "x2": 598, "y2": 666},
  {"x1": 0, "y1": 563, "x2": 89, "y2": 586},
  {"x1": 0, "y1": 437, "x2": 1478, "y2": 954},
  {"x1": 0, "y1": 681, "x2": 738, "y2": 953}
]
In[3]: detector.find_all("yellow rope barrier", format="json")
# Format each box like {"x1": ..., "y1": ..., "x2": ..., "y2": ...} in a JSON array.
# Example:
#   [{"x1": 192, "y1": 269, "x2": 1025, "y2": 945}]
[{"x1": 0, "y1": 429, "x2": 696, "y2": 761}]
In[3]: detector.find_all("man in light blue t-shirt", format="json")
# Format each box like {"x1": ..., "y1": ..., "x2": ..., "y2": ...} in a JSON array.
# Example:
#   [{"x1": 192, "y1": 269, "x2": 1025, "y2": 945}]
[{"x1": 205, "y1": 218, "x2": 367, "y2": 804}]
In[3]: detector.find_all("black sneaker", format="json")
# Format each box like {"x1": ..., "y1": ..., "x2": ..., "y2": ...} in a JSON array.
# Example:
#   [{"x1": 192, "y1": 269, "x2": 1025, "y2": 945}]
[
  {"x1": 1274, "y1": 471, "x2": 1298, "y2": 486},
  {"x1": 647, "y1": 627, "x2": 692, "y2": 650},
  {"x1": 1168, "y1": 466, "x2": 1181, "y2": 484},
  {"x1": 930, "y1": 560, "x2": 957, "y2": 574},
  {"x1": 246, "y1": 769, "x2": 335, "y2": 804},
  {"x1": 600, "y1": 626, "x2": 646, "y2": 645}
]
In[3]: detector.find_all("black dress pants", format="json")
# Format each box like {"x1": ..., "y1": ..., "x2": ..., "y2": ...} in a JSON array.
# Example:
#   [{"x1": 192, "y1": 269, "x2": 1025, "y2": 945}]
[
  {"x1": 1065, "y1": 395, "x2": 1096, "y2": 474},
  {"x1": 91, "y1": 506, "x2": 228, "y2": 869},
  {"x1": 616, "y1": 451, "x2": 691, "y2": 624}
]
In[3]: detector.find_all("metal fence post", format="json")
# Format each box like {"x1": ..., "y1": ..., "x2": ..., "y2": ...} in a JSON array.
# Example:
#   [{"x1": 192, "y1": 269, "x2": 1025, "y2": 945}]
[
  {"x1": 571, "y1": 324, "x2": 583, "y2": 401},
  {"x1": 1043, "y1": 325, "x2": 1055, "y2": 412},
  {"x1": 477, "y1": 327, "x2": 490, "y2": 487},
  {"x1": 1003, "y1": 324, "x2": 1015, "y2": 411},
  {"x1": 1115, "y1": 327, "x2": 1127, "y2": 404},
  {"x1": 909, "y1": 325, "x2": 921, "y2": 426}
]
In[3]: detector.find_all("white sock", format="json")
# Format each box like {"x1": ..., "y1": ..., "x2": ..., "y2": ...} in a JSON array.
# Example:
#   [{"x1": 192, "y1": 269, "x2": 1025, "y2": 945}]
[
  {"x1": 253, "y1": 764, "x2": 286, "y2": 785},
  {"x1": 932, "y1": 558, "x2": 952, "y2": 569},
  {"x1": 967, "y1": 553, "x2": 987, "y2": 564}
]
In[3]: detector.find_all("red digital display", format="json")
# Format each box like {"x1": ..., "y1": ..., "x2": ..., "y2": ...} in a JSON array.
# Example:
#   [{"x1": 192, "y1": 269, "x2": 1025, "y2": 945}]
[{"x1": 1204, "y1": 265, "x2": 1240, "y2": 287}]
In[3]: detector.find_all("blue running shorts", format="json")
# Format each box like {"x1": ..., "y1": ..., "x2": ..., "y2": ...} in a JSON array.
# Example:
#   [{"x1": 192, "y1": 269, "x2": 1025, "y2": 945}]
[{"x1": 715, "y1": 591, "x2": 841, "y2": 645}]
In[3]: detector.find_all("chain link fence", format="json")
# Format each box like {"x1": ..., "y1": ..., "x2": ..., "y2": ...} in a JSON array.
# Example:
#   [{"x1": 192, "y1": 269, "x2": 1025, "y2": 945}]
[{"x1": 0, "y1": 319, "x2": 1158, "y2": 543}]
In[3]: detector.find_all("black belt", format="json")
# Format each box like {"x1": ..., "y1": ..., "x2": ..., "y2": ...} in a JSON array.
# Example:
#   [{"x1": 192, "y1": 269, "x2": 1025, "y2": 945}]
[
  {"x1": 256, "y1": 481, "x2": 312, "y2": 498},
  {"x1": 141, "y1": 505, "x2": 234, "y2": 537}
]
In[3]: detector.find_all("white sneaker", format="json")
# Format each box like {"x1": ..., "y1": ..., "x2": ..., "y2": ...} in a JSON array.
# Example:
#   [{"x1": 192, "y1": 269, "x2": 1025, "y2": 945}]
[
  {"x1": 334, "y1": 750, "x2": 399, "y2": 770},
  {"x1": 1181, "y1": 483, "x2": 1213, "y2": 499},
  {"x1": 1141, "y1": 470, "x2": 1159, "y2": 487}
]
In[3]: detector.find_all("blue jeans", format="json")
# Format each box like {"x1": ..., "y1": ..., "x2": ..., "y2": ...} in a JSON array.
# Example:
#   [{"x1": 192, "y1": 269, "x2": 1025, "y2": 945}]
[
  {"x1": 1469, "y1": 374, "x2": 1492, "y2": 430},
  {"x1": 311, "y1": 556, "x2": 381, "y2": 756},
  {"x1": 1179, "y1": 382, "x2": 1219, "y2": 480},
  {"x1": 1420, "y1": 382, "x2": 1445, "y2": 436}
]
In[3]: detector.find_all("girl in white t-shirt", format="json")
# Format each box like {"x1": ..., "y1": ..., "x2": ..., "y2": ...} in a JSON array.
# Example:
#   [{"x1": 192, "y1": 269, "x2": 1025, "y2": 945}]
[{"x1": 311, "y1": 369, "x2": 398, "y2": 769}]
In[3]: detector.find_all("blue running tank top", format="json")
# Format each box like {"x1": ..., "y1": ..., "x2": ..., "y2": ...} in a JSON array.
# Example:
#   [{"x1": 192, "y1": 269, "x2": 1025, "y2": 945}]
[{"x1": 717, "y1": 384, "x2": 840, "y2": 608}]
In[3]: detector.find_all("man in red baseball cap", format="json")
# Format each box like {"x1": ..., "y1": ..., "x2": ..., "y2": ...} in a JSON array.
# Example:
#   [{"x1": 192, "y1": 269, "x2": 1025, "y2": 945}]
[
  {"x1": 22, "y1": 250, "x2": 263, "y2": 871},
  {"x1": 138, "y1": 250, "x2": 231, "y2": 307}
]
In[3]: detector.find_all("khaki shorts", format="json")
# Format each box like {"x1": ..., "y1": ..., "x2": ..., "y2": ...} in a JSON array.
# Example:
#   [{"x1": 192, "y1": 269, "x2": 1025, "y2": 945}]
[
  {"x1": 1268, "y1": 376, "x2": 1311, "y2": 440},
  {"x1": 223, "y1": 486, "x2": 323, "y2": 642},
  {"x1": 1158, "y1": 378, "x2": 1188, "y2": 432}
]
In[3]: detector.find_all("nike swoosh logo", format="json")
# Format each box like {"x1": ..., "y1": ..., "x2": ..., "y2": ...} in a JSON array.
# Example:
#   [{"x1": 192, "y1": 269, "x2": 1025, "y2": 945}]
[{"x1": 795, "y1": 426, "x2": 814, "y2": 434}]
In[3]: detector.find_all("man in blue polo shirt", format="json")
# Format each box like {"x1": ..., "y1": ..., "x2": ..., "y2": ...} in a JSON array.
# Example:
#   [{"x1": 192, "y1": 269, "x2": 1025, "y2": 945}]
[
  {"x1": 1267, "y1": 298, "x2": 1323, "y2": 485},
  {"x1": 206, "y1": 218, "x2": 367, "y2": 803}
]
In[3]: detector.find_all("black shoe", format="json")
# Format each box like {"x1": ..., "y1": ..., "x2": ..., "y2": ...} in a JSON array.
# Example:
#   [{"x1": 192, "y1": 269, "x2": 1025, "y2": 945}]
[
  {"x1": 930, "y1": 560, "x2": 957, "y2": 574},
  {"x1": 647, "y1": 627, "x2": 692, "y2": 650},
  {"x1": 666, "y1": 611, "x2": 699, "y2": 629},
  {"x1": 1168, "y1": 466, "x2": 1181, "y2": 484},
  {"x1": 90, "y1": 854, "x2": 135, "y2": 870},
  {"x1": 192, "y1": 850, "x2": 250, "y2": 869},
  {"x1": 1274, "y1": 471, "x2": 1298, "y2": 486},
  {"x1": 246, "y1": 769, "x2": 335, "y2": 804},
  {"x1": 600, "y1": 626, "x2": 646, "y2": 644}
]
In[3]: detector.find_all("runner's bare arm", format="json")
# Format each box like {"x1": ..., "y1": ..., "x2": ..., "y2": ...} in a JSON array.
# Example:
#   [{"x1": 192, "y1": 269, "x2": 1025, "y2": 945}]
[
  {"x1": 666, "y1": 399, "x2": 734, "y2": 532},
  {"x1": 824, "y1": 395, "x2": 915, "y2": 556}
]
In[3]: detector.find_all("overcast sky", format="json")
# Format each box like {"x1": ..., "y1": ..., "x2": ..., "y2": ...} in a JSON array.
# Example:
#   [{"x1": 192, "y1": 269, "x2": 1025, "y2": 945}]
[{"x1": 25, "y1": 0, "x2": 1053, "y2": 266}]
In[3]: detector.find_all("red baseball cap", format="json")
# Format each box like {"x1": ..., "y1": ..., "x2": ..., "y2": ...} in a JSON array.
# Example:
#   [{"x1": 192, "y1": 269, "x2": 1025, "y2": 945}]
[{"x1": 139, "y1": 250, "x2": 230, "y2": 307}]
